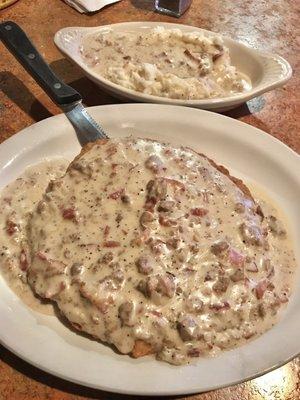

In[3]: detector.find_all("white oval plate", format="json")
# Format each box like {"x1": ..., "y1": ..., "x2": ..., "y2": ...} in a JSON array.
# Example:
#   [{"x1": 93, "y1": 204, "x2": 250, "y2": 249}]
[
  {"x1": 54, "y1": 22, "x2": 292, "y2": 111},
  {"x1": 0, "y1": 104, "x2": 299, "y2": 396}
]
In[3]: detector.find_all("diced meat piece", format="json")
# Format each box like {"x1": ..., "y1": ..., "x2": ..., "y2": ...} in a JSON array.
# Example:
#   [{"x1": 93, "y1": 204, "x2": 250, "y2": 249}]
[
  {"x1": 246, "y1": 261, "x2": 258, "y2": 272},
  {"x1": 239, "y1": 222, "x2": 263, "y2": 245},
  {"x1": 135, "y1": 256, "x2": 153, "y2": 275},
  {"x1": 157, "y1": 200, "x2": 175, "y2": 212},
  {"x1": 166, "y1": 237, "x2": 181, "y2": 249},
  {"x1": 213, "y1": 276, "x2": 230, "y2": 294},
  {"x1": 187, "y1": 348, "x2": 203, "y2": 358},
  {"x1": 19, "y1": 249, "x2": 29, "y2": 271},
  {"x1": 228, "y1": 248, "x2": 245, "y2": 267},
  {"x1": 148, "y1": 238, "x2": 166, "y2": 255},
  {"x1": 101, "y1": 252, "x2": 114, "y2": 263},
  {"x1": 142, "y1": 273, "x2": 176, "y2": 299},
  {"x1": 6, "y1": 219, "x2": 19, "y2": 236},
  {"x1": 70, "y1": 263, "x2": 84, "y2": 276},
  {"x1": 103, "y1": 241, "x2": 120, "y2": 248},
  {"x1": 230, "y1": 268, "x2": 244, "y2": 282},
  {"x1": 209, "y1": 301, "x2": 230, "y2": 311},
  {"x1": 267, "y1": 215, "x2": 286, "y2": 237},
  {"x1": 108, "y1": 188, "x2": 124, "y2": 200},
  {"x1": 62, "y1": 207, "x2": 77, "y2": 221},
  {"x1": 211, "y1": 240, "x2": 229, "y2": 256},
  {"x1": 106, "y1": 144, "x2": 117, "y2": 158},
  {"x1": 190, "y1": 208, "x2": 208, "y2": 217},
  {"x1": 158, "y1": 215, "x2": 177, "y2": 227},
  {"x1": 119, "y1": 301, "x2": 136, "y2": 326},
  {"x1": 157, "y1": 273, "x2": 176, "y2": 298},
  {"x1": 255, "y1": 279, "x2": 270, "y2": 299},
  {"x1": 185, "y1": 296, "x2": 204, "y2": 314},
  {"x1": 140, "y1": 211, "x2": 155, "y2": 228},
  {"x1": 146, "y1": 179, "x2": 167, "y2": 200},
  {"x1": 145, "y1": 155, "x2": 165, "y2": 173},
  {"x1": 177, "y1": 316, "x2": 200, "y2": 341}
]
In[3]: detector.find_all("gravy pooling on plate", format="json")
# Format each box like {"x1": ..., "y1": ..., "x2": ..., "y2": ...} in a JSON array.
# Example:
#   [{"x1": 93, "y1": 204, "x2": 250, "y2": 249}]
[
  {"x1": 81, "y1": 27, "x2": 251, "y2": 100},
  {"x1": 12, "y1": 137, "x2": 294, "y2": 365},
  {"x1": 0, "y1": 160, "x2": 68, "y2": 314}
]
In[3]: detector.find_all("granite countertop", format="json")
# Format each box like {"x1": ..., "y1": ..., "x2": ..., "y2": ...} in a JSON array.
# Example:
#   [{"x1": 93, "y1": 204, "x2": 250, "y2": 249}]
[{"x1": 0, "y1": 0, "x2": 299, "y2": 399}]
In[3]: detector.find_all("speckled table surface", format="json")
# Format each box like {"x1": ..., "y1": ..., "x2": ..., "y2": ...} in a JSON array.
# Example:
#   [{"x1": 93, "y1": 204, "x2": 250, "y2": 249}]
[{"x1": 0, "y1": 0, "x2": 299, "y2": 399}]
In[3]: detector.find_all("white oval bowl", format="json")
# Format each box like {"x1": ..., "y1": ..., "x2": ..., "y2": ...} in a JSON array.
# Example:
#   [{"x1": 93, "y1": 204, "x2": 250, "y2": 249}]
[{"x1": 54, "y1": 22, "x2": 292, "y2": 111}]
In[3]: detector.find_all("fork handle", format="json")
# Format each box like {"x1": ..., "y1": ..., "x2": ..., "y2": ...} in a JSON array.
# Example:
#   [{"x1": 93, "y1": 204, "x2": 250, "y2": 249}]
[{"x1": 0, "y1": 21, "x2": 81, "y2": 105}]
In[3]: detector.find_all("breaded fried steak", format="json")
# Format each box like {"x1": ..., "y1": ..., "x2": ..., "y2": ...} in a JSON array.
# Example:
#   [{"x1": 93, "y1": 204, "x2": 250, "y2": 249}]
[{"x1": 26, "y1": 138, "x2": 295, "y2": 364}]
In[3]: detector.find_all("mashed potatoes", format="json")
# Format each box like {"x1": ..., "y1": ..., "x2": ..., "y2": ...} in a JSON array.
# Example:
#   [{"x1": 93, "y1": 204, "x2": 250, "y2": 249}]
[{"x1": 81, "y1": 27, "x2": 251, "y2": 100}]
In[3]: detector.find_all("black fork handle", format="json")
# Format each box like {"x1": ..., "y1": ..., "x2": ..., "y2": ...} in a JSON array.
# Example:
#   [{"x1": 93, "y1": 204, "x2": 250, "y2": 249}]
[{"x1": 0, "y1": 21, "x2": 81, "y2": 106}]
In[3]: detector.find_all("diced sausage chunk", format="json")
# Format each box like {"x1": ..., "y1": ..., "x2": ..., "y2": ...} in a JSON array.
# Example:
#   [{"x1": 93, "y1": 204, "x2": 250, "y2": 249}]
[
  {"x1": 255, "y1": 279, "x2": 270, "y2": 299},
  {"x1": 103, "y1": 241, "x2": 120, "y2": 248},
  {"x1": 6, "y1": 219, "x2": 19, "y2": 236},
  {"x1": 70, "y1": 262, "x2": 84, "y2": 275},
  {"x1": 211, "y1": 240, "x2": 229, "y2": 255},
  {"x1": 145, "y1": 155, "x2": 164, "y2": 173},
  {"x1": 62, "y1": 207, "x2": 77, "y2": 221},
  {"x1": 177, "y1": 316, "x2": 200, "y2": 341},
  {"x1": 190, "y1": 208, "x2": 208, "y2": 217},
  {"x1": 246, "y1": 262, "x2": 258, "y2": 272},
  {"x1": 141, "y1": 273, "x2": 176, "y2": 299},
  {"x1": 239, "y1": 222, "x2": 263, "y2": 245},
  {"x1": 228, "y1": 248, "x2": 245, "y2": 267},
  {"x1": 101, "y1": 252, "x2": 114, "y2": 263},
  {"x1": 213, "y1": 276, "x2": 230, "y2": 294},
  {"x1": 157, "y1": 200, "x2": 175, "y2": 212},
  {"x1": 146, "y1": 179, "x2": 167, "y2": 200},
  {"x1": 140, "y1": 211, "x2": 155, "y2": 228},
  {"x1": 135, "y1": 256, "x2": 153, "y2": 275},
  {"x1": 119, "y1": 301, "x2": 136, "y2": 326},
  {"x1": 108, "y1": 189, "x2": 124, "y2": 200}
]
